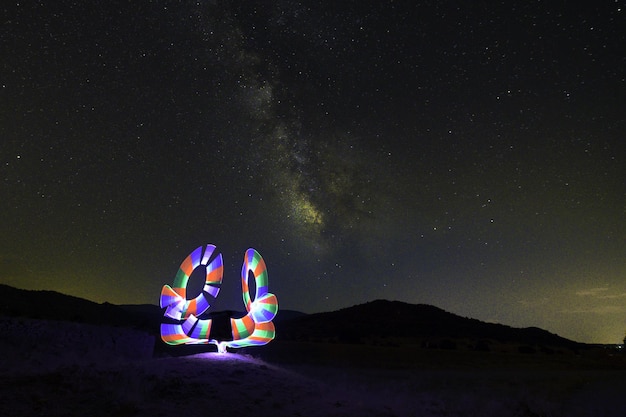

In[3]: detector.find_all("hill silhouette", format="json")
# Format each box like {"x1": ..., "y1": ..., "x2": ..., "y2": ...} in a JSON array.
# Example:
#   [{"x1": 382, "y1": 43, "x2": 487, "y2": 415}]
[
  {"x1": 0, "y1": 285, "x2": 584, "y2": 352},
  {"x1": 276, "y1": 299, "x2": 583, "y2": 351},
  {"x1": 0, "y1": 284, "x2": 161, "y2": 331}
]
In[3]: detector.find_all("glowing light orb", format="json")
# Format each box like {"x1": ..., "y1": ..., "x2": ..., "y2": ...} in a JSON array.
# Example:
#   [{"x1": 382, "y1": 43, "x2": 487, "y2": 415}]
[{"x1": 160, "y1": 245, "x2": 278, "y2": 352}]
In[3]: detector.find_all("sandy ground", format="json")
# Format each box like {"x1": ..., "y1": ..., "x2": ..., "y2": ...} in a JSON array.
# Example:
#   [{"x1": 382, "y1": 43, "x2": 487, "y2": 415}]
[
  {"x1": 2, "y1": 352, "x2": 380, "y2": 417},
  {"x1": 2, "y1": 317, "x2": 626, "y2": 417}
]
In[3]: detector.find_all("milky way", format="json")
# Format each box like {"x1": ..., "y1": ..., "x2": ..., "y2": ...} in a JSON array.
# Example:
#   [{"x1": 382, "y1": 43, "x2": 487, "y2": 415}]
[{"x1": 1, "y1": 1, "x2": 624, "y2": 343}]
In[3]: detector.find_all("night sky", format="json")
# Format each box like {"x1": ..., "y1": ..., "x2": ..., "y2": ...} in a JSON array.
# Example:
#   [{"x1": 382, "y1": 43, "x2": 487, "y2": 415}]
[{"x1": 1, "y1": 1, "x2": 625, "y2": 344}]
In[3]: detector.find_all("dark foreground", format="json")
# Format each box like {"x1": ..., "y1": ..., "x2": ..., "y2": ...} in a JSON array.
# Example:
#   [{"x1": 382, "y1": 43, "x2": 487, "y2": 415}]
[{"x1": 1, "y1": 317, "x2": 625, "y2": 417}]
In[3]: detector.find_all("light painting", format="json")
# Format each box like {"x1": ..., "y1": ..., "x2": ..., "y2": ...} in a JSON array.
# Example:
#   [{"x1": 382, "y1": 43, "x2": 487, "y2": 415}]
[{"x1": 160, "y1": 245, "x2": 278, "y2": 352}]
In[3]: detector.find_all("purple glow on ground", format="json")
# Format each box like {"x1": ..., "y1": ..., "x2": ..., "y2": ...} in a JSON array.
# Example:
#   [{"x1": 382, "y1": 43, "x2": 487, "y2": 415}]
[{"x1": 188, "y1": 352, "x2": 264, "y2": 365}]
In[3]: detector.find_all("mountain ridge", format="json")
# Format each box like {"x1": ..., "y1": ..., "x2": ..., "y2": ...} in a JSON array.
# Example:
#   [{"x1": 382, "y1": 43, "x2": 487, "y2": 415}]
[
  {"x1": 276, "y1": 299, "x2": 584, "y2": 350},
  {"x1": 0, "y1": 284, "x2": 585, "y2": 350}
]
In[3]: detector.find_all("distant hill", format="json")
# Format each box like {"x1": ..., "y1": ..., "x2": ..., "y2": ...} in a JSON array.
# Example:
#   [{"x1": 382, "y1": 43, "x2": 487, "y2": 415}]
[
  {"x1": 0, "y1": 285, "x2": 584, "y2": 352},
  {"x1": 0, "y1": 284, "x2": 305, "y2": 336},
  {"x1": 0, "y1": 284, "x2": 161, "y2": 332},
  {"x1": 276, "y1": 299, "x2": 584, "y2": 351},
  {"x1": 275, "y1": 308, "x2": 308, "y2": 322}
]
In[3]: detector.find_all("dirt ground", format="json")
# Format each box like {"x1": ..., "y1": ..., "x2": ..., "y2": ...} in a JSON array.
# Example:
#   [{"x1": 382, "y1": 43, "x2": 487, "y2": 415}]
[{"x1": 2, "y1": 318, "x2": 626, "y2": 417}]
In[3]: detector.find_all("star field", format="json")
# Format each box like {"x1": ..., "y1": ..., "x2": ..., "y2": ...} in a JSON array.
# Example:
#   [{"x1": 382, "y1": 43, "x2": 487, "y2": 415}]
[{"x1": 1, "y1": 1, "x2": 625, "y2": 343}]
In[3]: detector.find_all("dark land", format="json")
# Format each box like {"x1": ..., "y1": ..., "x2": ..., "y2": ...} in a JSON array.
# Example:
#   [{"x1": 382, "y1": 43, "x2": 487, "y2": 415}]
[{"x1": 1, "y1": 284, "x2": 625, "y2": 416}]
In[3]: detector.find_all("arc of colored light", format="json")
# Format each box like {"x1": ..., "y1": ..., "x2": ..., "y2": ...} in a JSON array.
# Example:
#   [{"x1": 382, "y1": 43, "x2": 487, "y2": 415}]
[
  {"x1": 224, "y1": 248, "x2": 278, "y2": 349},
  {"x1": 160, "y1": 244, "x2": 223, "y2": 345}
]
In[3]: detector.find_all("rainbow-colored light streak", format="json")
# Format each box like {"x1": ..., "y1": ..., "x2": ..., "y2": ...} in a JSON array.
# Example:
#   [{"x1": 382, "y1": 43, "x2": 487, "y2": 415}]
[{"x1": 160, "y1": 245, "x2": 278, "y2": 351}]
